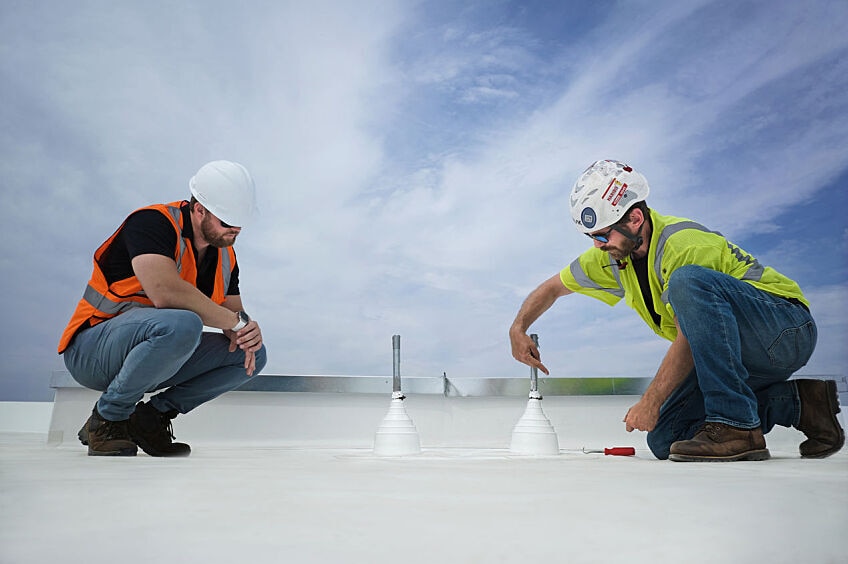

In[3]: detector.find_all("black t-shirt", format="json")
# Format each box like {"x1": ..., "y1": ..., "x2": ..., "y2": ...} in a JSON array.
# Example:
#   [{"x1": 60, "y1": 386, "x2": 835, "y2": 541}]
[
  {"x1": 631, "y1": 254, "x2": 661, "y2": 327},
  {"x1": 97, "y1": 202, "x2": 239, "y2": 297}
]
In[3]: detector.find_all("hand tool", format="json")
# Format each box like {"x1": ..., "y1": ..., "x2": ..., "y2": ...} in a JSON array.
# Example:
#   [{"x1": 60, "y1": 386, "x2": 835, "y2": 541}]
[{"x1": 581, "y1": 447, "x2": 636, "y2": 456}]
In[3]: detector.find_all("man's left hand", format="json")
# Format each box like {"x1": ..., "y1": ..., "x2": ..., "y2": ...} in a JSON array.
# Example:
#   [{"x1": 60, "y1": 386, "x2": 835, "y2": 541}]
[
  {"x1": 227, "y1": 320, "x2": 263, "y2": 376},
  {"x1": 623, "y1": 397, "x2": 660, "y2": 432}
]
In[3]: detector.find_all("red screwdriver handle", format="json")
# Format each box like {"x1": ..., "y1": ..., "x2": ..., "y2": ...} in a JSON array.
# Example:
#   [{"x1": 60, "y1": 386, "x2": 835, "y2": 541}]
[{"x1": 604, "y1": 447, "x2": 636, "y2": 456}]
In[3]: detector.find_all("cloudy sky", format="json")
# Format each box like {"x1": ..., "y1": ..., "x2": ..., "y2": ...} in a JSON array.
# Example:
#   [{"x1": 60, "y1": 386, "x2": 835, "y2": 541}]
[{"x1": 2, "y1": 0, "x2": 847, "y2": 401}]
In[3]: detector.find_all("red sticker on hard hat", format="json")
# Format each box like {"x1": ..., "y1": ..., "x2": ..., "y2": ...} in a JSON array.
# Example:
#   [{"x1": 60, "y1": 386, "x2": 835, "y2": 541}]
[
  {"x1": 612, "y1": 183, "x2": 628, "y2": 206},
  {"x1": 602, "y1": 178, "x2": 629, "y2": 206}
]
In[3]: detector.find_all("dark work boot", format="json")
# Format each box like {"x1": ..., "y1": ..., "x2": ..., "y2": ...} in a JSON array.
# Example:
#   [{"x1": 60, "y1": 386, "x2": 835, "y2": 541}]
[
  {"x1": 78, "y1": 405, "x2": 138, "y2": 456},
  {"x1": 668, "y1": 422, "x2": 770, "y2": 462},
  {"x1": 128, "y1": 401, "x2": 191, "y2": 457},
  {"x1": 796, "y1": 379, "x2": 845, "y2": 459}
]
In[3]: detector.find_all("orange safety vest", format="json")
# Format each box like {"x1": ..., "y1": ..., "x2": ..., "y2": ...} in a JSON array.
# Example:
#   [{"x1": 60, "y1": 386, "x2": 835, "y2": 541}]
[{"x1": 58, "y1": 201, "x2": 236, "y2": 353}]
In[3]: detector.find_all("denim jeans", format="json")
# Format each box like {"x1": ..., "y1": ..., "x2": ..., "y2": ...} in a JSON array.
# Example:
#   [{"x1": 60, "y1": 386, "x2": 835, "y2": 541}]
[
  {"x1": 646, "y1": 265, "x2": 816, "y2": 459},
  {"x1": 63, "y1": 308, "x2": 267, "y2": 421}
]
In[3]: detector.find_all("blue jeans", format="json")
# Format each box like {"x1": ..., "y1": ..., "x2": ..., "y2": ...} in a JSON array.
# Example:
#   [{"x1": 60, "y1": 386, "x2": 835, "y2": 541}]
[
  {"x1": 63, "y1": 308, "x2": 267, "y2": 421},
  {"x1": 646, "y1": 265, "x2": 816, "y2": 459}
]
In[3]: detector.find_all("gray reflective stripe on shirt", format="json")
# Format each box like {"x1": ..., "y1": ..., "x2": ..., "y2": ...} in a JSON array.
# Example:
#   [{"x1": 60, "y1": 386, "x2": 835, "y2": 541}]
[
  {"x1": 608, "y1": 254, "x2": 623, "y2": 289},
  {"x1": 165, "y1": 206, "x2": 188, "y2": 274},
  {"x1": 654, "y1": 220, "x2": 764, "y2": 305},
  {"x1": 82, "y1": 284, "x2": 151, "y2": 315},
  {"x1": 731, "y1": 245, "x2": 764, "y2": 281},
  {"x1": 221, "y1": 248, "x2": 232, "y2": 293},
  {"x1": 569, "y1": 258, "x2": 625, "y2": 299}
]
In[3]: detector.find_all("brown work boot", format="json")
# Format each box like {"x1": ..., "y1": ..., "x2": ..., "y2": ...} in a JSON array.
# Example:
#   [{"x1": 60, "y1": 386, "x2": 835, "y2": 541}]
[
  {"x1": 128, "y1": 401, "x2": 191, "y2": 457},
  {"x1": 669, "y1": 422, "x2": 770, "y2": 462},
  {"x1": 796, "y1": 379, "x2": 844, "y2": 458},
  {"x1": 78, "y1": 406, "x2": 138, "y2": 456}
]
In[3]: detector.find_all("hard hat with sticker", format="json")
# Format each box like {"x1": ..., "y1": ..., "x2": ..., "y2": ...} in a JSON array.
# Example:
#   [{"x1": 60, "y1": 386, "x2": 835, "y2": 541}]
[{"x1": 569, "y1": 160, "x2": 649, "y2": 234}]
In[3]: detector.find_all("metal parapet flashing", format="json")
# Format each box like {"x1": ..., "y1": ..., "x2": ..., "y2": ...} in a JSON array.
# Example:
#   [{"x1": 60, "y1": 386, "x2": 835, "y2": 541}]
[
  {"x1": 50, "y1": 370, "x2": 845, "y2": 397},
  {"x1": 238, "y1": 374, "x2": 449, "y2": 395},
  {"x1": 49, "y1": 370, "x2": 648, "y2": 397},
  {"x1": 237, "y1": 375, "x2": 653, "y2": 396},
  {"x1": 446, "y1": 376, "x2": 651, "y2": 397}
]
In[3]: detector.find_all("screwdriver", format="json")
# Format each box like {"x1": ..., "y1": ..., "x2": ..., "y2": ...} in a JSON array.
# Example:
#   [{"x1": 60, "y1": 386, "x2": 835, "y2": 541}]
[{"x1": 581, "y1": 447, "x2": 636, "y2": 456}]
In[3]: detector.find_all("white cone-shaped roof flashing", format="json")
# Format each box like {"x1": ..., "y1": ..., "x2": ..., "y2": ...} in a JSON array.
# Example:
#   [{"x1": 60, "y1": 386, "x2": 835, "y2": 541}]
[
  {"x1": 509, "y1": 398, "x2": 560, "y2": 455},
  {"x1": 373, "y1": 398, "x2": 421, "y2": 456}
]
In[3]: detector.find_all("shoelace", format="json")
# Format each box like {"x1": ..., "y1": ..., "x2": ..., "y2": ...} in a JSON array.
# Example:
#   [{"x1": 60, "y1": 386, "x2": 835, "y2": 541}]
[
  {"x1": 101, "y1": 419, "x2": 131, "y2": 441},
  {"x1": 156, "y1": 413, "x2": 177, "y2": 442},
  {"x1": 698, "y1": 422, "x2": 723, "y2": 440}
]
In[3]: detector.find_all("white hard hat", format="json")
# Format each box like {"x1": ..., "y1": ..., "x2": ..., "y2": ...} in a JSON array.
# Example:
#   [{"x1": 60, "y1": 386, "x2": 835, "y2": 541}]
[
  {"x1": 189, "y1": 160, "x2": 258, "y2": 227},
  {"x1": 569, "y1": 159, "x2": 649, "y2": 234}
]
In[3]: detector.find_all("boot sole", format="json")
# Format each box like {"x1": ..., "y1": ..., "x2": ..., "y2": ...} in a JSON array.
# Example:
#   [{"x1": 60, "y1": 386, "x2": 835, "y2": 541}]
[
  {"x1": 132, "y1": 436, "x2": 191, "y2": 457},
  {"x1": 801, "y1": 441, "x2": 844, "y2": 459},
  {"x1": 800, "y1": 380, "x2": 845, "y2": 459},
  {"x1": 87, "y1": 446, "x2": 138, "y2": 456},
  {"x1": 669, "y1": 448, "x2": 771, "y2": 462}
]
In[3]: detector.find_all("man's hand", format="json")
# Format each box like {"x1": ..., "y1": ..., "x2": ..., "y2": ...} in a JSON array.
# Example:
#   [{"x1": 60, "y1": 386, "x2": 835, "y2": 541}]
[
  {"x1": 226, "y1": 319, "x2": 263, "y2": 376},
  {"x1": 623, "y1": 319, "x2": 693, "y2": 433},
  {"x1": 623, "y1": 396, "x2": 661, "y2": 432},
  {"x1": 508, "y1": 274, "x2": 572, "y2": 376},
  {"x1": 509, "y1": 329, "x2": 549, "y2": 375}
]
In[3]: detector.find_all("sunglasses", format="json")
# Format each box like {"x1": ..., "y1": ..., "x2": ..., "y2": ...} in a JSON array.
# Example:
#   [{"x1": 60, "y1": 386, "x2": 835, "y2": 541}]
[
  {"x1": 585, "y1": 226, "x2": 614, "y2": 243},
  {"x1": 219, "y1": 218, "x2": 239, "y2": 229}
]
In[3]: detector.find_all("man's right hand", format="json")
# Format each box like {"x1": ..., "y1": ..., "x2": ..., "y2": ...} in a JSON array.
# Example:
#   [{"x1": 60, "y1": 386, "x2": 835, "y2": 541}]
[
  {"x1": 509, "y1": 329, "x2": 549, "y2": 375},
  {"x1": 507, "y1": 273, "x2": 571, "y2": 376}
]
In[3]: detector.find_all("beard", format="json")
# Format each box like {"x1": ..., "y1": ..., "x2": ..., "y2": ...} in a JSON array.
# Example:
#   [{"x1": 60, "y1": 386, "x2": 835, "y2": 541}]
[
  {"x1": 200, "y1": 214, "x2": 238, "y2": 248},
  {"x1": 601, "y1": 232, "x2": 638, "y2": 261}
]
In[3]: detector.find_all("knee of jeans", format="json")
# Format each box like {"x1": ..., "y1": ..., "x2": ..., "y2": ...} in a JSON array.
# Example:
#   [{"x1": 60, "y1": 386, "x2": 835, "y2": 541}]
[
  {"x1": 667, "y1": 264, "x2": 707, "y2": 292},
  {"x1": 646, "y1": 431, "x2": 671, "y2": 460},
  {"x1": 667, "y1": 265, "x2": 710, "y2": 309},
  {"x1": 156, "y1": 310, "x2": 203, "y2": 350}
]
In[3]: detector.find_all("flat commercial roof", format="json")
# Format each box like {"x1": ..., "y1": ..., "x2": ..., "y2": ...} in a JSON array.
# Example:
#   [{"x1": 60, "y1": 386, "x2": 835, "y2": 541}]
[{"x1": 1, "y1": 396, "x2": 846, "y2": 564}]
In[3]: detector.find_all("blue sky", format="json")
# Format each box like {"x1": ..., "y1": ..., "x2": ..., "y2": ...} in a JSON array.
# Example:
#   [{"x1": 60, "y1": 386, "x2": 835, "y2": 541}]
[{"x1": 2, "y1": 0, "x2": 847, "y2": 401}]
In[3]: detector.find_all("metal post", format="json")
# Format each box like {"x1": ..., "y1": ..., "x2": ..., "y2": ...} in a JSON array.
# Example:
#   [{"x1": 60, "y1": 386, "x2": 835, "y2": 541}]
[
  {"x1": 392, "y1": 335, "x2": 403, "y2": 398},
  {"x1": 529, "y1": 333, "x2": 541, "y2": 399}
]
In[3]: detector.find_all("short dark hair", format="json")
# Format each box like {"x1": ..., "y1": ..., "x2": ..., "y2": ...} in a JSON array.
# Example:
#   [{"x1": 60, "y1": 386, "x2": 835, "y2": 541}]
[{"x1": 616, "y1": 201, "x2": 649, "y2": 225}]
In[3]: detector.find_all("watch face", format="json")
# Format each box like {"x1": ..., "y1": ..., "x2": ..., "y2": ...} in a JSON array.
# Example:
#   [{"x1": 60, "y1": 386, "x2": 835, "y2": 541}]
[{"x1": 240, "y1": 311, "x2": 250, "y2": 324}]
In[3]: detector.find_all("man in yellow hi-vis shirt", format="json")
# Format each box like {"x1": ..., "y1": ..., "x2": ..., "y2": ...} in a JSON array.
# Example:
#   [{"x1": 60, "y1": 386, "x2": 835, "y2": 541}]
[{"x1": 509, "y1": 159, "x2": 843, "y2": 461}]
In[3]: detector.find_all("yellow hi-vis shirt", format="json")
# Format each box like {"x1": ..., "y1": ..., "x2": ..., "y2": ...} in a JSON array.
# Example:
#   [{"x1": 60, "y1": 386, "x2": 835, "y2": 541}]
[{"x1": 560, "y1": 209, "x2": 809, "y2": 342}]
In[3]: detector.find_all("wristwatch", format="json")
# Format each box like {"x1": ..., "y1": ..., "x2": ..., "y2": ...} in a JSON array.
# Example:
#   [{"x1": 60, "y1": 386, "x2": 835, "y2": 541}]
[{"x1": 231, "y1": 311, "x2": 250, "y2": 332}]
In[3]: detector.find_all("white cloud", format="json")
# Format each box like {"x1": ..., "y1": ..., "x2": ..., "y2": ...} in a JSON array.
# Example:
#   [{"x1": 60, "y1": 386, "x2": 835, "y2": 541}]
[{"x1": 1, "y1": 0, "x2": 847, "y2": 400}]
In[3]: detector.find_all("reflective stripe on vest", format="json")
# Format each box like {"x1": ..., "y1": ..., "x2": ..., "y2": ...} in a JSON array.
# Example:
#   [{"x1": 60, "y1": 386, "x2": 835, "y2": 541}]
[
  {"x1": 166, "y1": 205, "x2": 188, "y2": 276},
  {"x1": 569, "y1": 257, "x2": 625, "y2": 299},
  {"x1": 654, "y1": 221, "x2": 765, "y2": 305},
  {"x1": 81, "y1": 284, "x2": 148, "y2": 315},
  {"x1": 221, "y1": 244, "x2": 233, "y2": 294}
]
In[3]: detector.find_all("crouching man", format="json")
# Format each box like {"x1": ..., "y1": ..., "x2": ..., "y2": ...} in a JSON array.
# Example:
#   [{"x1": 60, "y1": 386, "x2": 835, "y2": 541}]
[
  {"x1": 58, "y1": 160, "x2": 267, "y2": 457},
  {"x1": 510, "y1": 159, "x2": 843, "y2": 461}
]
